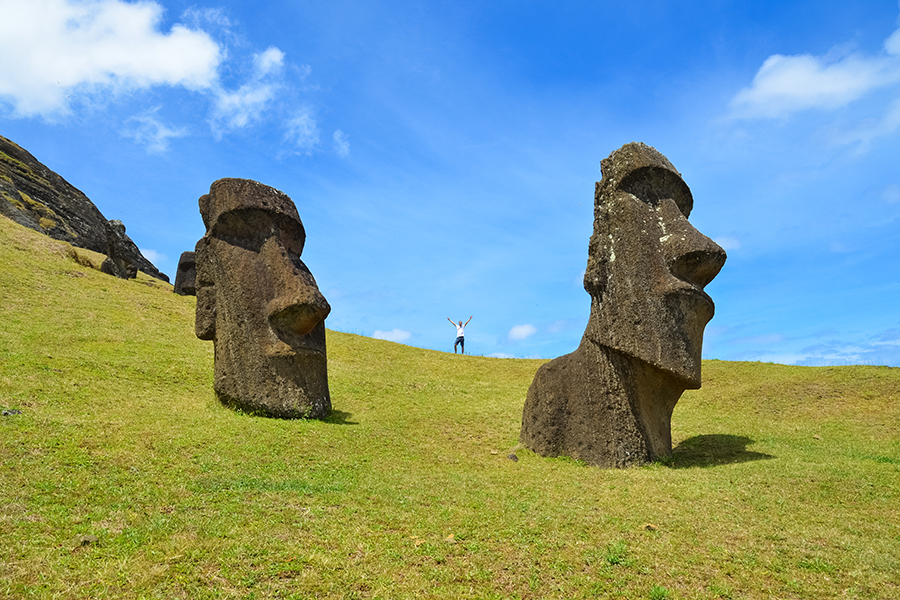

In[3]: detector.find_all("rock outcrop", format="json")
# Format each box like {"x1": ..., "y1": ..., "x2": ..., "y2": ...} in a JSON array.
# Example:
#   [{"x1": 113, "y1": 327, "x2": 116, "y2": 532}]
[
  {"x1": 519, "y1": 143, "x2": 727, "y2": 467},
  {"x1": 195, "y1": 178, "x2": 332, "y2": 419},
  {"x1": 0, "y1": 135, "x2": 167, "y2": 281}
]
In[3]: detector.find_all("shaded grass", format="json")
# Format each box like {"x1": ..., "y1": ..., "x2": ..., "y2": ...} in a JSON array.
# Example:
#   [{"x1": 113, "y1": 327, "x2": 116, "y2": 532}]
[{"x1": 1, "y1": 215, "x2": 899, "y2": 599}]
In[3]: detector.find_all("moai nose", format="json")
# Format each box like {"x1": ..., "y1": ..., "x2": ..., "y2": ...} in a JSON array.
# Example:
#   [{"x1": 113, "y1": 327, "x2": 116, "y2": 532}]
[
  {"x1": 264, "y1": 238, "x2": 331, "y2": 336},
  {"x1": 659, "y1": 199, "x2": 726, "y2": 289},
  {"x1": 268, "y1": 297, "x2": 331, "y2": 336}
]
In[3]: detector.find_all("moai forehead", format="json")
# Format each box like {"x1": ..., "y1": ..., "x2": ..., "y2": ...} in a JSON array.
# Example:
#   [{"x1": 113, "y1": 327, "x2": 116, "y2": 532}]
[
  {"x1": 598, "y1": 141, "x2": 693, "y2": 217},
  {"x1": 199, "y1": 178, "x2": 306, "y2": 253}
]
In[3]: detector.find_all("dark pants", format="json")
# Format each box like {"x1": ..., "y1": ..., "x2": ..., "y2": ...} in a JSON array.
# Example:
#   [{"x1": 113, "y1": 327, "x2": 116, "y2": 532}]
[{"x1": 454, "y1": 336, "x2": 464, "y2": 353}]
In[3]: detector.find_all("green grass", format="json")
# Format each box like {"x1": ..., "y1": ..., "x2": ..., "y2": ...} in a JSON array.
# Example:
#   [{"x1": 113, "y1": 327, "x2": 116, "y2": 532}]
[{"x1": 1, "y1": 214, "x2": 899, "y2": 599}]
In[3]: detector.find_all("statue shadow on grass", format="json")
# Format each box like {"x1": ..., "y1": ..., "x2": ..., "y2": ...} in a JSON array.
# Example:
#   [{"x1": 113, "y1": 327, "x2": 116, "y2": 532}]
[
  {"x1": 323, "y1": 409, "x2": 358, "y2": 425},
  {"x1": 660, "y1": 434, "x2": 774, "y2": 468}
]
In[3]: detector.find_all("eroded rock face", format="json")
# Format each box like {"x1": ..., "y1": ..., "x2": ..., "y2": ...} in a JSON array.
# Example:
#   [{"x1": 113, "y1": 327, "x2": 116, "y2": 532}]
[
  {"x1": 100, "y1": 220, "x2": 139, "y2": 279},
  {"x1": 173, "y1": 251, "x2": 196, "y2": 296},
  {"x1": 0, "y1": 135, "x2": 168, "y2": 282},
  {"x1": 194, "y1": 178, "x2": 332, "y2": 419},
  {"x1": 520, "y1": 143, "x2": 727, "y2": 467}
]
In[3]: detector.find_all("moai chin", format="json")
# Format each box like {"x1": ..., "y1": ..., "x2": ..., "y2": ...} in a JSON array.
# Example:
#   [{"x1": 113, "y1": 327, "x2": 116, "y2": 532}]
[
  {"x1": 519, "y1": 143, "x2": 727, "y2": 467},
  {"x1": 194, "y1": 178, "x2": 332, "y2": 419}
]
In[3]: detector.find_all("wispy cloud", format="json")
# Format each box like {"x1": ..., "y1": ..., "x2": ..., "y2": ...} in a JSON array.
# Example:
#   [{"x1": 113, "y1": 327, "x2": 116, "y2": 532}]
[
  {"x1": 333, "y1": 129, "x2": 350, "y2": 157},
  {"x1": 714, "y1": 236, "x2": 741, "y2": 251},
  {"x1": 829, "y1": 241, "x2": 852, "y2": 253},
  {"x1": 373, "y1": 329, "x2": 412, "y2": 343},
  {"x1": 139, "y1": 248, "x2": 166, "y2": 266},
  {"x1": 508, "y1": 324, "x2": 537, "y2": 341},
  {"x1": 284, "y1": 107, "x2": 320, "y2": 154},
  {"x1": 122, "y1": 107, "x2": 188, "y2": 153},
  {"x1": 0, "y1": 0, "x2": 221, "y2": 118},
  {"x1": 181, "y1": 7, "x2": 233, "y2": 31},
  {"x1": 716, "y1": 325, "x2": 900, "y2": 367},
  {"x1": 882, "y1": 184, "x2": 900, "y2": 203},
  {"x1": 209, "y1": 47, "x2": 285, "y2": 136},
  {"x1": 795, "y1": 330, "x2": 900, "y2": 366}
]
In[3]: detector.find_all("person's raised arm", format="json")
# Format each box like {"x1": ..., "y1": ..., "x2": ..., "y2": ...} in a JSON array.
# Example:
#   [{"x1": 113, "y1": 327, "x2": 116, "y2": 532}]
[
  {"x1": 465, "y1": 315, "x2": 473, "y2": 326},
  {"x1": 447, "y1": 317, "x2": 455, "y2": 326}
]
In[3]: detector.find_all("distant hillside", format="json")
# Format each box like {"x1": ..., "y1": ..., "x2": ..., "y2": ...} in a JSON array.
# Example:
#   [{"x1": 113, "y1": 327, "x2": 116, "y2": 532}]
[{"x1": 0, "y1": 134, "x2": 167, "y2": 281}]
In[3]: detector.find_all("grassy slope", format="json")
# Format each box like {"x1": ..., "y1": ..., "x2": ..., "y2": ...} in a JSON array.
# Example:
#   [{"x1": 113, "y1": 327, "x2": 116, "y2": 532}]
[{"x1": 1, "y1": 214, "x2": 898, "y2": 600}]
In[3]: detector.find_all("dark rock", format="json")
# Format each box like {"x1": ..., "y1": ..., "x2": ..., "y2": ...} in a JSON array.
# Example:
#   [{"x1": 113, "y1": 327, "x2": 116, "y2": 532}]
[
  {"x1": 173, "y1": 251, "x2": 196, "y2": 295},
  {"x1": 507, "y1": 453, "x2": 518, "y2": 462},
  {"x1": 0, "y1": 135, "x2": 168, "y2": 281},
  {"x1": 100, "y1": 220, "x2": 138, "y2": 279},
  {"x1": 520, "y1": 143, "x2": 726, "y2": 468},
  {"x1": 195, "y1": 178, "x2": 332, "y2": 419},
  {"x1": 2, "y1": 409, "x2": 22, "y2": 416}
]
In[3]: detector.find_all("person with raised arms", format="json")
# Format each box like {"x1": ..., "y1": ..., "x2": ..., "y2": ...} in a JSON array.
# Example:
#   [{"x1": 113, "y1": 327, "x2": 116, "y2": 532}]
[{"x1": 447, "y1": 316, "x2": 473, "y2": 354}]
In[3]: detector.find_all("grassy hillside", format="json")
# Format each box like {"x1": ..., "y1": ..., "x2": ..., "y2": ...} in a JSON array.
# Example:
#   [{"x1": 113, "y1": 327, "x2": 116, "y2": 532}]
[{"x1": 1, "y1": 214, "x2": 898, "y2": 600}]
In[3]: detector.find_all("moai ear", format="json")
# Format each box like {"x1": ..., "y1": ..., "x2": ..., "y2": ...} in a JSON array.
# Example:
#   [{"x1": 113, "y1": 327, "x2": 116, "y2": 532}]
[
  {"x1": 195, "y1": 283, "x2": 216, "y2": 341},
  {"x1": 583, "y1": 182, "x2": 611, "y2": 299},
  {"x1": 194, "y1": 238, "x2": 216, "y2": 341}
]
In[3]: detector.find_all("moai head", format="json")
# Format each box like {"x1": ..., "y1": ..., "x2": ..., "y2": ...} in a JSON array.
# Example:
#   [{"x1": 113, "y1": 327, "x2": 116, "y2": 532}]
[
  {"x1": 173, "y1": 251, "x2": 196, "y2": 296},
  {"x1": 582, "y1": 143, "x2": 726, "y2": 388},
  {"x1": 194, "y1": 178, "x2": 331, "y2": 418}
]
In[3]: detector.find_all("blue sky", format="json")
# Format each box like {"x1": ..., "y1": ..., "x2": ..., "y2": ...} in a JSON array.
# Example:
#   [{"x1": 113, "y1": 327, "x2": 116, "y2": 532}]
[{"x1": 2, "y1": 0, "x2": 899, "y2": 366}]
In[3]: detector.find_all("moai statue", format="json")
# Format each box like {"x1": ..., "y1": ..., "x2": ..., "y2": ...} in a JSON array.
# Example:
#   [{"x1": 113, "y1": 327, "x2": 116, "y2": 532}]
[
  {"x1": 520, "y1": 143, "x2": 727, "y2": 467},
  {"x1": 173, "y1": 251, "x2": 197, "y2": 296},
  {"x1": 194, "y1": 178, "x2": 332, "y2": 419}
]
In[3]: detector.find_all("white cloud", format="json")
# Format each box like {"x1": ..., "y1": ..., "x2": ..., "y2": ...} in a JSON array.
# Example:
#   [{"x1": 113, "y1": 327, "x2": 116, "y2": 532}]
[
  {"x1": 333, "y1": 129, "x2": 350, "y2": 157},
  {"x1": 285, "y1": 107, "x2": 320, "y2": 154},
  {"x1": 886, "y1": 29, "x2": 900, "y2": 56},
  {"x1": 210, "y1": 84, "x2": 276, "y2": 133},
  {"x1": 489, "y1": 352, "x2": 516, "y2": 358},
  {"x1": 140, "y1": 248, "x2": 166, "y2": 265},
  {"x1": 508, "y1": 324, "x2": 537, "y2": 341},
  {"x1": 209, "y1": 47, "x2": 285, "y2": 136},
  {"x1": 714, "y1": 236, "x2": 741, "y2": 251},
  {"x1": 0, "y1": 0, "x2": 221, "y2": 117},
  {"x1": 829, "y1": 241, "x2": 851, "y2": 253},
  {"x1": 254, "y1": 47, "x2": 285, "y2": 77},
  {"x1": 373, "y1": 329, "x2": 411, "y2": 343},
  {"x1": 181, "y1": 7, "x2": 232, "y2": 30},
  {"x1": 731, "y1": 17, "x2": 900, "y2": 121},
  {"x1": 831, "y1": 95, "x2": 900, "y2": 149},
  {"x1": 731, "y1": 51, "x2": 900, "y2": 119},
  {"x1": 122, "y1": 107, "x2": 187, "y2": 153},
  {"x1": 0, "y1": 0, "x2": 330, "y2": 153},
  {"x1": 882, "y1": 184, "x2": 900, "y2": 203}
]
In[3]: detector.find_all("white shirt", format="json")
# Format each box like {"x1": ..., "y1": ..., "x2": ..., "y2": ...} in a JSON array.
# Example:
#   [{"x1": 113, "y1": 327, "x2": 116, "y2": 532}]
[{"x1": 456, "y1": 324, "x2": 465, "y2": 337}]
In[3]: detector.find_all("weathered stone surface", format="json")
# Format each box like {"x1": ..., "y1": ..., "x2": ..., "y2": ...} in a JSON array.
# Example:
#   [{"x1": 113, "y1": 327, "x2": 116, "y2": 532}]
[
  {"x1": 195, "y1": 178, "x2": 332, "y2": 419},
  {"x1": 173, "y1": 251, "x2": 196, "y2": 295},
  {"x1": 100, "y1": 220, "x2": 140, "y2": 279},
  {"x1": 520, "y1": 142, "x2": 727, "y2": 467},
  {"x1": 0, "y1": 135, "x2": 168, "y2": 281}
]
